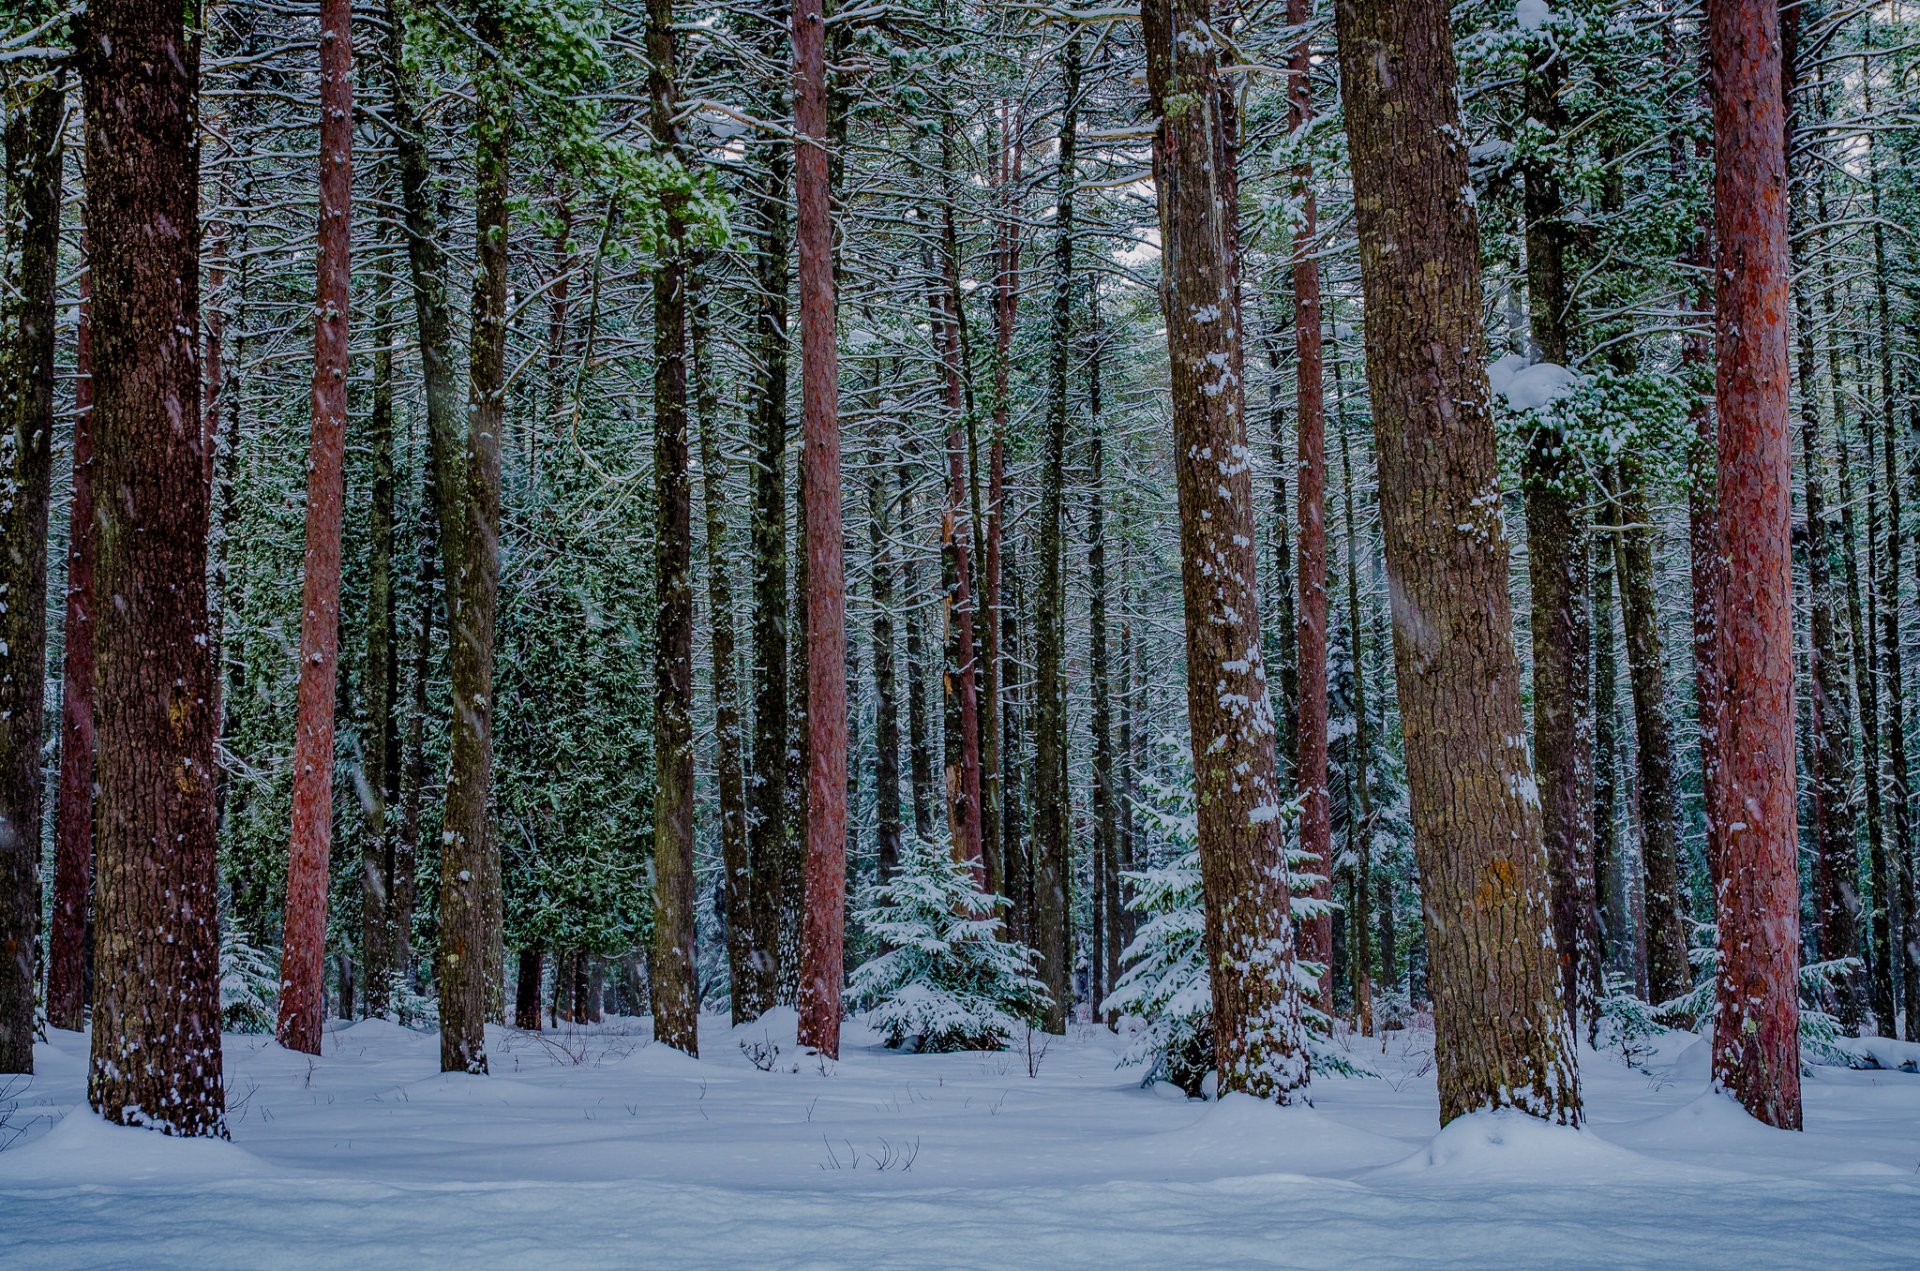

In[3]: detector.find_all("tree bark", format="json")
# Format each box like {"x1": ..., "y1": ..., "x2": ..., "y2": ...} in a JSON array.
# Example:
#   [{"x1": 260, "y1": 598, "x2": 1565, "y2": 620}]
[
  {"x1": 278, "y1": 0, "x2": 355, "y2": 1055},
  {"x1": 1089, "y1": 315, "x2": 1120, "y2": 1027},
  {"x1": 361, "y1": 249, "x2": 399, "y2": 1020},
  {"x1": 438, "y1": 27, "x2": 512, "y2": 1074},
  {"x1": 935, "y1": 247, "x2": 984, "y2": 887},
  {"x1": 47, "y1": 252, "x2": 93, "y2": 1034},
  {"x1": 1707, "y1": 0, "x2": 1800, "y2": 1128},
  {"x1": 514, "y1": 949, "x2": 543, "y2": 1030},
  {"x1": 648, "y1": 0, "x2": 698, "y2": 1057},
  {"x1": 901, "y1": 463, "x2": 936, "y2": 844},
  {"x1": 83, "y1": 0, "x2": 226, "y2": 1130},
  {"x1": 869, "y1": 451, "x2": 904, "y2": 883},
  {"x1": 1591, "y1": 497, "x2": 1627, "y2": 984},
  {"x1": 1286, "y1": 0, "x2": 1333, "y2": 1012},
  {"x1": 0, "y1": 48, "x2": 63, "y2": 1072},
  {"x1": 1033, "y1": 34, "x2": 1080, "y2": 1029},
  {"x1": 1333, "y1": 0, "x2": 1579, "y2": 1125},
  {"x1": 794, "y1": 0, "x2": 847, "y2": 1058},
  {"x1": 1144, "y1": 0, "x2": 1307, "y2": 1101}
]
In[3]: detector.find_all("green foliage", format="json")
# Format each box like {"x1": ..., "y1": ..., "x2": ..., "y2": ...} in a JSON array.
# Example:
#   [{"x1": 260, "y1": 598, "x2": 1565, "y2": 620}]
[
  {"x1": 220, "y1": 920, "x2": 281, "y2": 1036},
  {"x1": 847, "y1": 838, "x2": 1047, "y2": 1053}
]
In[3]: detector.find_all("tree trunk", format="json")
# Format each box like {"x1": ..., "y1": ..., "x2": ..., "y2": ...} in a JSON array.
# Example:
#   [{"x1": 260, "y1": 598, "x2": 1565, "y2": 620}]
[
  {"x1": 1592, "y1": 497, "x2": 1627, "y2": 983},
  {"x1": 1333, "y1": 0, "x2": 1579, "y2": 1125},
  {"x1": 693, "y1": 263, "x2": 752, "y2": 1023},
  {"x1": 870, "y1": 451, "x2": 904, "y2": 883},
  {"x1": 1145, "y1": 0, "x2": 1307, "y2": 1101},
  {"x1": 901, "y1": 462, "x2": 936, "y2": 843},
  {"x1": 1088, "y1": 317, "x2": 1120, "y2": 1027},
  {"x1": 83, "y1": 0, "x2": 226, "y2": 1130},
  {"x1": 1286, "y1": 0, "x2": 1333, "y2": 1012},
  {"x1": 47, "y1": 253, "x2": 93, "y2": 1034},
  {"x1": 1339, "y1": 412, "x2": 1373, "y2": 1035},
  {"x1": 278, "y1": 0, "x2": 355, "y2": 1055},
  {"x1": 934, "y1": 250, "x2": 984, "y2": 886},
  {"x1": 648, "y1": 0, "x2": 699, "y2": 1057},
  {"x1": 0, "y1": 50, "x2": 63, "y2": 1072},
  {"x1": 743, "y1": 102, "x2": 792, "y2": 1022},
  {"x1": 438, "y1": 28, "x2": 512, "y2": 1074},
  {"x1": 1707, "y1": 0, "x2": 1800, "y2": 1128},
  {"x1": 1033, "y1": 33, "x2": 1081, "y2": 1030},
  {"x1": 794, "y1": 0, "x2": 847, "y2": 1058},
  {"x1": 983, "y1": 109, "x2": 1023, "y2": 907},
  {"x1": 360, "y1": 250, "x2": 399, "y2": 1021},
  {"x1": 1612, "y1": 465, "x2": 1690, "y2": 1004},
  {"x1": 1001, "y1": 538, "x2": 1030, "y2": 940},
  {"x1": 514, "y1": 950, "x2": 543, "y2": 1030}
]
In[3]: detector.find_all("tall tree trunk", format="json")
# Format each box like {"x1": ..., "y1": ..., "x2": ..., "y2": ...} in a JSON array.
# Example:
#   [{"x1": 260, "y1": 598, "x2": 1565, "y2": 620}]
[
  {"x1": 83, "y1": 0, "x2": 226, "y2": 1130},
  {"x1": 1707, "y1": 0, "x2": 1800, "y2": 1128},
  {"x1": 47, "y1": 254, "x2": 93, "y2": 1034},
  {"x1": 694, "y1": 263, "x2": 752, "y2": 1022},
  {"x1": 648, "y1": 0, "x2": 698, "y2": 1056},
  {"x1": 1033, "y1": 34, "x2": 1081, "y2": 1029},
  {"x1": 1591, "y1": 497, "x2": 1627, "y2": 983},
  {"x1": 1612, "y1": 464, "x2": 1689, "y2": 1004},
  {"x1": 1519, "y1": 25, "x2": 1599, "y2": 1029},
  {"x1": 360, "y1": 254, "x2": 399, "y2": 1020},
  {"x1": 279, "y1": 0, "x2": 356, "y2": 1055},
  {"x1": 870, "y1": 450, "x2": 904, "y2": 883},
  {"x1": 1088, "y1": 315, "x2": 1120, "y2": 1027},
  {"x1": 1145, "y1": 0, "x2": 1307, "y2": 1101},
  {"x1": 1263, "y1": 329, "x2": 1296, "y2": 778},
  {"x1": 438, "y1": 28, "x2": 512, "y2": 1074},
  {"x1": 1339, "y1": 412, "x2": 1373, "y2": 1035},
  {"x1": 1286, "y1": 0, "x2": 1332, "y2": 1007},
  {"x1": 1001, "y1": 538, "x2": 1030, "y2": 939},
  {"x1": 935, "y1": 250, "x2": 984, "y2": 885},
  {"x1": 794, "y1": 0, "x2": 847, "y2": 1057},
  {"x1": 1334, "y1": 0, "x2": 1579, "y2": 1126},
  {"x1": 743, "y1": 97, "x2": 792, "y2": 1022},
  {"x1": 0, "y1": 49, "x2": 63, "y2": 1072},
  {"x1": 901, "y1": 462, "x2": 936, "y2": 843},
  {"x1": 983, "y1": 109, "x2": 1022, "y2": 907}
]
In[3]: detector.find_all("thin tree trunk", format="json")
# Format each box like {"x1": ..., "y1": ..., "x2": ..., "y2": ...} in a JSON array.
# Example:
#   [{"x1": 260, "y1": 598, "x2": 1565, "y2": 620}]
[
  {"x1": 1088, "y1": 316, "x2": 1119, "y2": 1027},
  {"x1": 1145, "y1": 0, "x2": 1307, "y2": 1101},
  {"x1": 935, "y1": 248, "x2": 984, "y2": 886},
  {"x1": 743, "y1": 97, "x2": 792, "y2": 1021},
  {"x1": 278, "y1": 0, "x2": 355, "y2": 1055},
  {"x1": 1339, "y1": 411, "x2": 1372, "y2": 1035},
  {"x1": 1612, "y1": 464, "x2": 1689, "y2": 1004},
  {"x1": 1287, "y1": 0, "x2": 1333, "y2": 1008},
  {"x1": 1707, "y1": 0, "x2": 1800, "y2": 1128},
  {"x1": 0, "y1": 49, "x2": 63, "y2": 1071},
  {"x1": 794, "y1": 0, "x2": 847, "y2": 1057},
  {"x1": 83, "y1": 0, "x2": 226, "y2": 1130},
  {"x1": 1001, "y1": 538, "x2": 1030, "y2": 939},
  {"x1": 361, "y1": 251, "x2": 399, "y2": 1020},
  {"x1": 47, "y1": 253, "x2": 93, "y2": 1034},
  {"x1": 514, "y1": 950, "x2": 543, "y2": 1030},
  {"x1": 983, "y1": 109, "x2": 1022, "y2": 907},
  {"x1": 1592, "y1": 496, "x2": 1626, "y2": 982},
  {"x1": 1334, "y1": 0, "x2": 1579, "y2": 1125},
  {"x1": 438, "y1": 27, "x2": 513, "y2": 1074},
  {"x1": 1033, "y1": 33, "x2": 1081, "y2": 1029},
  {"x1": 870, "y1": 450, "x2": 904, "y2": 883},
  {"x1": 648, "y1": 0, "x2": 698, "y2": 1057},
  {"x1": 901, "y1": 463, "x2": 936, "y2": 843}
]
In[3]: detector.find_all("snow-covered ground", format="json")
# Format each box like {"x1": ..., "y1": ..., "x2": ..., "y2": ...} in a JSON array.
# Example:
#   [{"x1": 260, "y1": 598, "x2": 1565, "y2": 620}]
[{"x1": 4, "y1": 1012, "x2": 1917, "y2": 1269}]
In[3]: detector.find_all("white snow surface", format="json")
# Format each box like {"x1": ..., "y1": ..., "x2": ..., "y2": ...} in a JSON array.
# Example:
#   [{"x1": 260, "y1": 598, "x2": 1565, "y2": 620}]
[{"x1": 5, "y1": 1014, "x2": 1918, "y2": 1268}]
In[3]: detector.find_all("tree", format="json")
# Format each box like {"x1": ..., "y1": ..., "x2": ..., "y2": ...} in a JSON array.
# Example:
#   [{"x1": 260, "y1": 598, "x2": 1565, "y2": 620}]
[
  {"x1": 793, "y1": 0, "x2": 848, "y2": 1058},
  {"x1": 0, "y1": 23, "x2": 63, "y2": 1073},
  {"x1": 83, "y1": 0, "x2": 226, "y2": 1133},
  {"x1": 1707, "y1": 0, "x2": 1800, "y2": 1129},
  {"x1": 278, "y1": 0, "x2": 355, "y2": 1056},
  {"x1": 1333, "y1": 0, "x2": 1579, "y2": 1126},
  {"x1": 1143, "y1": 0, "x2": 1308, "y2": 1102},
  {"x1": 648, "y1": 0, "x2": 699, "y2": 1058}
]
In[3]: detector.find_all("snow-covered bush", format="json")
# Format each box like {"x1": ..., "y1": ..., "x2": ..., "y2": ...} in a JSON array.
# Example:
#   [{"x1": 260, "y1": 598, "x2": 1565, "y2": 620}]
[
  {"x1": 1103, "y1": 748, "x2": 1364, "y2": 1097},
  {"x1": 846, "y1": 837, "x2": 1047, "y2": 1053},
  {"x1": 221, "y1": 922, "x2": 281, "y2": 1035}
]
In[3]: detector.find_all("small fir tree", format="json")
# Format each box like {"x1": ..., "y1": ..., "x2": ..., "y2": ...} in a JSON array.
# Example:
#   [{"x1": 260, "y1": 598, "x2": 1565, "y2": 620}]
[{"x1": 846, "y1": 837, "x2": 1047, "y2": 1052}]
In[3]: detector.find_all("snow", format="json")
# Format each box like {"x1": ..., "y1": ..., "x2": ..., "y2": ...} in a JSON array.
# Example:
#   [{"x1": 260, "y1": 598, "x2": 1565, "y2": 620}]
[
  {"x1": 4, "y1": 1016, "x2": 1918, "y2": 1268},
  {"x1": 1515, "y1": 0, "x2": 1554, "y2": 32},
  {"x1": 1488, "y1": 354, "x2": 1579, "y2": 411}
]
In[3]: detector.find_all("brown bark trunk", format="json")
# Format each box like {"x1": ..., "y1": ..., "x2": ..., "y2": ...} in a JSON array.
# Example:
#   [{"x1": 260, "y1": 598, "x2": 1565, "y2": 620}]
[
  {"x1": 279, "y1": 0, "x2": 355, "y2": 1056},
  {"x1": 1033, "y1": 34, "x2": 1080, "y2": 1030},
  {"x1": 1333, "y1": 0, "x2": 1579, "y2": 1125},
  {"x1": 935, "y1": 259, "x2": 984, "y2": 885},
  {"x1": 794, "y1": 0, "x2": 847, "y2": 1058},
  {"x1": 48, "y1": 253, "x2": 93, "y2": 1034},
  {"x1": 438, "y1": 29, "x2": 512, "y2": 1074},
  {"x1": 1145, "y1": 0, "x2": 1307, "y2": 1100},
  {"x1": 1707, "y1": 0, "x2": 1800, "y2": 1128},
  {"x1": 83, "y1": 0, "x2": 226, "y2": 1130},
  {"x1": 514, "y1": 949, "x2": 543, "y2": 1030},
  {"x1": 648, "y1": 0, "x2": 699, "y2": 1057},
  {"x1": 1286, "y1": 0, "x2": 1333, "y2": 1013},
  {"x1": 1089, "y1": 314, "x2": 1120, "y2": 1027},
  {"x1": 870, "y1": 451, "x2": 904, "y2": 884},
  {"x1": 361, "y1": 250, "x2": 399, "y2": 1020},
  {"x1": 0, "y1": 52, "x2": 63, "y2": 1070},
  {"x1": 901, "y1": 463, "x2": 936, "y2": 844}
]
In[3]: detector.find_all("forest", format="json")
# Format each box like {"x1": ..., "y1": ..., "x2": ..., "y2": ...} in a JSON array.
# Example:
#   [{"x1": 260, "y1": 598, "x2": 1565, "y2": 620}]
[{"x1": 2, "y1": 0, "x2": 1919, "y2": 1262}]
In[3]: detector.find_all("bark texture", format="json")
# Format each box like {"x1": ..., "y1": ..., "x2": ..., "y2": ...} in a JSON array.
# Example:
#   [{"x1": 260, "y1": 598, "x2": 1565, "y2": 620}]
[
  {"x1": 83, "y1": 0, "x2": 227, "y2": 1131},
  {"x1": 1333, "y1": 0, "x2": 1580, "y2": 1126}
]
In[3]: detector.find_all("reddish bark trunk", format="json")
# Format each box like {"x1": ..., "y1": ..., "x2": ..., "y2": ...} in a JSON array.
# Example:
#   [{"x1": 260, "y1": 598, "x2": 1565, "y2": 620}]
[
  {"x1": 1287, "y1": 0, "x2": 1333, "y2": 1004},
  {"x1": 936, "y1": 271, "x2": 985, "y2": 885},
  {"x1": 794, "y1": 0, "x2": 847, "y2": 1057},
  {"x1": 1707, "y1": 0, "x2": 1800, "y2": 1129},
  {"x1": 278, "y1": 0, "x2": 355, "y2": 1057}
]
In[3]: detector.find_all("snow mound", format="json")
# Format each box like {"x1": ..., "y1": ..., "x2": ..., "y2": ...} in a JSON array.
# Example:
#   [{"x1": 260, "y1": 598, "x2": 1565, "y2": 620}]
[
  {"x1": 6, "y1": 1110, "x2": 266, "y2": 1186},
  {"x1": 1829, "y1": 1034, "x2": 1920, "y2": 1073},
  {"x1": 1488, "y1": 355, "x2": 1578, "y2": 411},
  {"x1": 1515, "y1": 0, "x2": 1554, "y2": 32},
  {"x1": 330, "y1": 1017, "x2": 431, "y2": 1047},
  {"x1": 1376, "y1": 1108, "x2": 1641, "y2": 1181},
  {"x1": 1632, "y1": 1089, "x2": 1802, "y2": 1151}
]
